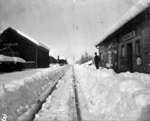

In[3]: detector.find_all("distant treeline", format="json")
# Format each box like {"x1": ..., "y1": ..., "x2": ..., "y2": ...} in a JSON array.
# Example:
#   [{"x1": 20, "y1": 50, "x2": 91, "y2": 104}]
[{"x1": 76, "y1": 52, "x2": 93, "y2": 64}]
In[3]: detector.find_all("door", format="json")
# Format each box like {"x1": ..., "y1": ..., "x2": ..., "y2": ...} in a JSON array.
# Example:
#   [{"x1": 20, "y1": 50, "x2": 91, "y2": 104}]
[{"x1": 127, "y1": 43, "x2": 133, "y2": 72}]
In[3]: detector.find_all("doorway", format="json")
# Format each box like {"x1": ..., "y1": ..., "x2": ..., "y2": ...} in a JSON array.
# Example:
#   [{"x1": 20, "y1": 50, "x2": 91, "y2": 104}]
[{"x1": 127, "y1": 43, "x2": 133, "y2": 72}]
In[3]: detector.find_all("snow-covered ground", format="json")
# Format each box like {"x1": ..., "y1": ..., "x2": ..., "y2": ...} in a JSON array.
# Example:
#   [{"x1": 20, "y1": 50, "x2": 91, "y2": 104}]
[
  {"x1": 74, "y1": 64, "x2": 150, "y2": 121},
  {"x1": 1, "y1": 63, "x2": 150, "y2": 121},
  {"x1": 33, "y1": 64, "x2": 150, "y2": 121},
  {"x1": 0, "y1": 65, "x2": 67, "y2": 121},
  {"x1": 34, "y1": 66, "x2": 76, "y2": 121}
]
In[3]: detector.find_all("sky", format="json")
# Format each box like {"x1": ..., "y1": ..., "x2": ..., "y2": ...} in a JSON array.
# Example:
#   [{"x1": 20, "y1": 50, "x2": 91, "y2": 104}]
[{"x1": 0, "y1": 0, "x2": 139, "y2": 63}]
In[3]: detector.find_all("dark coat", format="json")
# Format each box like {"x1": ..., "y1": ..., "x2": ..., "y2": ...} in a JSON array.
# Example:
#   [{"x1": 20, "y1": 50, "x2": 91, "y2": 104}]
[{"x1": 94, "y1": 55, "x2": 100, "y2": 64}]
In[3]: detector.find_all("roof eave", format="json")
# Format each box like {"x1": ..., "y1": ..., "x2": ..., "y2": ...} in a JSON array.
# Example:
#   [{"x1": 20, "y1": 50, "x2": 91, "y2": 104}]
[{"x1": 95, "y1": 0, "x2": 150, "y2": 47}]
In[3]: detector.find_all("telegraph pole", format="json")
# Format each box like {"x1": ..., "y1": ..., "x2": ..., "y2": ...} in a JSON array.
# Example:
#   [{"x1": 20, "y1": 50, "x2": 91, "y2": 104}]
[
  {"x1": 73, "y1": 55, "x2": 75, "y2": 64},
  {"x1": 72, "y1": 0, "x2": 76, "y2": 65}
]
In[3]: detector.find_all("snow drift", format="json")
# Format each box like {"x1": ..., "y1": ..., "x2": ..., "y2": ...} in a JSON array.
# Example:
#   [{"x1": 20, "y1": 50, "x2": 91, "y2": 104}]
[
  {"x1": 74, "y1": 65, "x2": 150, "y2": 121},
  {"x1": 0, "y1": 65, "x2": 66, "y2": 121}
]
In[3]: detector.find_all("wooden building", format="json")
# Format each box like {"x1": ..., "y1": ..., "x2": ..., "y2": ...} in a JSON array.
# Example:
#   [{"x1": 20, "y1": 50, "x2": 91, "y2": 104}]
[
  {"x1": 96, "y1": 0, "x2": 150, "y2": 73},
  {"x1": 0, "y1": 27, "x2": 50, "y2": 69}
]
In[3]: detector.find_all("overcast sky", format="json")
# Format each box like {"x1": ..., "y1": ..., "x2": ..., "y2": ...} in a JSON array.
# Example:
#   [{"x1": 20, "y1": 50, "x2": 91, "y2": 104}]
[{"x1": 0, "y1": 0, "x2": 138, "y2": 62}]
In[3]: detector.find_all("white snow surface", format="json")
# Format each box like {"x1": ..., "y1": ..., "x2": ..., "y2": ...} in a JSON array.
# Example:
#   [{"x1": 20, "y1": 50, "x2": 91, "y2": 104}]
[
  {"x1": 0, "y1": 65, "x2": 67, "y2": 121},
  {"x1": 34, "y1": 67, "x2": 74, "y2": 121},
  {"x1": 34, "y1": 65, "x2": 150, "y2": 121},
  {"x1": 82, "y1": 60, "x2": 93, "y2": 66},
  {"x1": 95, "y1": 0, "x2": 150, "y2": 46},
  {"x1": 0, "y1": 54, "x2": 26, "y2": 63},
  {"x1": 74, "y1": 65, "x2": 150, "y2": 121}
]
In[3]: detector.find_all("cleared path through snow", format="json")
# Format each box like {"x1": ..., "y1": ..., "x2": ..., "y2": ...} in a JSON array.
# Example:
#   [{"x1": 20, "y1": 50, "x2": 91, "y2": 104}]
[
  {"x1": 34, "y1": 65, "x2": 103, "y2": 121},
  {"x1": 34, "y1": 66, "x2": 78, "y2": 121}
]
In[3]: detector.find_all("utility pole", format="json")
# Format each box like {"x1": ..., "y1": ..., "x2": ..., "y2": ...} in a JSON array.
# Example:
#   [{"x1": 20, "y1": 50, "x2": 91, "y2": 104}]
[
  {"x1": 73, "y1": 55, "x2": 75, "y2": 65},
  {"x1": 72, "y1": 0, "x2": 76, "y2": 65}
]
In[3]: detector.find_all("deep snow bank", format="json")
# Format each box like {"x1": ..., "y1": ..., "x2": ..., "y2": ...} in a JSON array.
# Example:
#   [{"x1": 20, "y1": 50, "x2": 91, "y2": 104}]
[
  {"x1": 0, "y1": 65, "x2": 67, "y2": 121},
  {"x1": 74, "y1": 65, "x2": 150, "y2": 121}
]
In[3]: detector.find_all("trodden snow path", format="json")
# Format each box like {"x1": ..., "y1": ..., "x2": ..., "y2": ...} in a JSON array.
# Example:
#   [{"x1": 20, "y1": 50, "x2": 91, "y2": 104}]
[{"x1": 34, "y1": 66, "x2": 78, "y2": 121}]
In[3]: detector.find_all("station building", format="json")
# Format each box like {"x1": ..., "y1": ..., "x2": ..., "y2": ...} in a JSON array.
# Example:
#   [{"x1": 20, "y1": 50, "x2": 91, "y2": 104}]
[
  {"x1": 96, "y1": 0, "x2": 150, "y2": 73},
  {"x1": 0, "y1": 27, "x2": 50, "y2": 69}
]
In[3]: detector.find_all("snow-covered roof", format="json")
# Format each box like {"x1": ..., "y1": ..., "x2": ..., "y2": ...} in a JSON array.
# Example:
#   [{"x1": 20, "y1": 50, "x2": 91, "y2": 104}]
[
  {"x1": 82, "y1": 60, "x2": 93, "y2": 66},
  {"x1": 0, "y1": 54, "x2": 26, "y2": 63},
  {"x1": 59, "y1": 56, "x2": 66, "y2": 60},
  {"x1": 16, "y1": 30, "x2": 50, "y2": 51},
  {"x1": 2, "y1": 27, "x2": 49, "y2": 51},
  {"x1": 95, "y1": 0, "x2": 150, "y2": 47},
  {"x1": 17, "y1": 30, "x2": 39, "y2": 45},
  {"x1": 12, "y1": 56, "x2": 26, "y2": 63}
]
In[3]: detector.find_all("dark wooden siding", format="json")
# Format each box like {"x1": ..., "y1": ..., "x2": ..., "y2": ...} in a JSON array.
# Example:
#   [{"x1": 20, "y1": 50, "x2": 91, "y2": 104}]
[
  {"x1": 37, "y1": 46, "x2": 49, "y2": 68},
  {"x1": 0, "y1": 27, "x2": 50, "y2": 69},
  {"x1": 142, "y1": 27, "x2": 150, "y2": 73},
  {"x1": 97, "y1": 7, "x2": 150, "y2": 74},
  {"x1": 118, "y1": 8, "x2": 150, "y2": 73}
]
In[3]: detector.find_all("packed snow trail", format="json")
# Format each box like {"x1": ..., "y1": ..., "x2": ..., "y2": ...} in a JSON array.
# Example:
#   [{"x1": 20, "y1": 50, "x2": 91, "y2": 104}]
[{"x1": 34, "y1": 66, "x2": 78, "y2": 121}]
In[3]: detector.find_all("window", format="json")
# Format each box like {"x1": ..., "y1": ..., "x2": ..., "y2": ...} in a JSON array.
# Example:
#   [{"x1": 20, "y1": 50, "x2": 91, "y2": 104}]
[
  {"x1": 121, "y1": 45, "x2": 125, "y2": 57},
  {"x1": 135, "y1": 40, "x2": 141, "y2": 57}
]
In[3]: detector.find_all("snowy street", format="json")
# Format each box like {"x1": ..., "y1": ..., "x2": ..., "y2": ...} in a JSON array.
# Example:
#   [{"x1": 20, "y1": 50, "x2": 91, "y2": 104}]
[{"x1": 34, "y1": 65, "x2": 150, "y2": 121}]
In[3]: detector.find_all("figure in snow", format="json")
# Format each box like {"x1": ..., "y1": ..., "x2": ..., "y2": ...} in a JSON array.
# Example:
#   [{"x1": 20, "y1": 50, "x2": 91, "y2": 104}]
[{"x1": 94, "y1": 52, "x2": 100, "y2": 69}]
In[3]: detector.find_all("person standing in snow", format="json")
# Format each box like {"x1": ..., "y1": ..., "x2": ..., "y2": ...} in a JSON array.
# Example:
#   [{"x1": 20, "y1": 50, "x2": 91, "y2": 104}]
[{"x1": 94, "y1": 52, "x2": 100, "y2": 69}]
